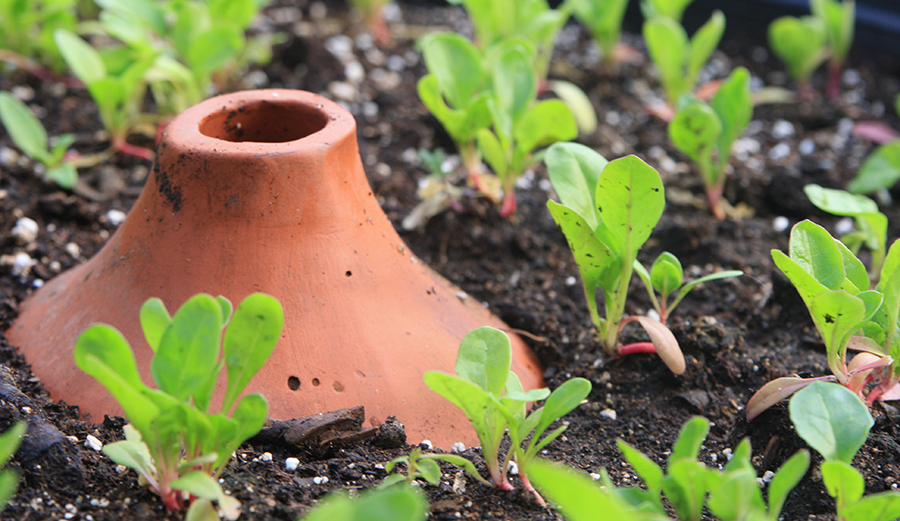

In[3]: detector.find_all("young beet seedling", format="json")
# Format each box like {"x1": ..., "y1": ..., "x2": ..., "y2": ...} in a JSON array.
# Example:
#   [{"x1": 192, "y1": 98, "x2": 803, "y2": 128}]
[
  {"x1": 633, "y1": 252, "x2": 742, "y2": 325},
  {"x1": 569, "y1": 0, "x2": 630, "y2": 67},
  {"x1": 668, "y1": 67, "x2": 752, "y2": 220},
  {"x1": 643, "y1": 10, "x2": 725, "y2": 108},
  {"x1": 74, "y1": 293, "x2": 284, "y2": 519},
  {"x1": 811, "y1": 0, "x2": 855, "y2": 100},
  {"x1": 423, "y1": 326, "x2": 591, "y2": 504},
  {"x1": 0, "y1": 422, "x2": 26, "y2": 510},
  {"x1": 790, "y1": 382, "x2": 900, "y2": 520},
  {"x1": 381, "y1": 446, "x2": 487, "y2": 489},
  {"x1": 768, "y1": 14, "x2": 828, "y2": 100},
  {"x1": 528, "y1": 416, "x2": 809, "y2": 521},
  {"x1": 545, "y1": 143, "x2": 685, "y2": 374},
  {"x1": 746, "y1": 220, "x2": 900, "y2": 420},
  {"x1": 640, "y1": 0, "x2": 694, "y2": 23},
  {"x1": 477, "y1": 41, "x2": 578, "y2": 217},
  {"x1": 0, "y1": 92, "x2": 79, "y2": 188}
]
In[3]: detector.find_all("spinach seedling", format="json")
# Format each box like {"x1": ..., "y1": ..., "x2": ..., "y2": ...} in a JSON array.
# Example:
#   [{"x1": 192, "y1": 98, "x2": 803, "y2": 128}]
[
  {"x1": 424, "y1": 326, "x2": 591, "y2": 503},
  {"x1": 417, "y1": 32, "x2": 492, "y2": 190},
  {"x1": 643, "y1": 10, "x2": 725, "y2": 107},
  {"x1": 74, "y1": 293, "x2": 284, "y2": 518},
  {"x1": 746, "y1": 220, "x2": 900, "y2": 420},
  {"x1": 790, "y1": 381, "x2": 900, "y2": 521},
  {"x1": 477, "y1": 40, "x2": 578, "y2": 217},
  {"x1": 303, "y1": 484, "x2": 428, "y2": 521},
  {"x1": 804, "y1": 184, "x2": 887, "y2": 279},
  {"x1": 569, "y1": 0, "x2": 630, "y2": 66},
  {"x1": 382, "y1": 447, "x2": 486, "y2": 489},
  {"x1": 530, "y1": 416, "x2": 809, "y2": 521},
  {"x1": 545, "y1": 143, "x2": 685, "y2": 374},
  {"x1": 633, "y1": 252, "x2": 742, "y2": 325},
  {"x1": 0, "y1": 0, "x2": 77, "y2": 77},
  {"x1": 0, "y1": 422, "x2": 26, "y2": 510},
  {"x1": 0, "y1": 92, "x2": 78, "y2": 188},
  {"x1": 668, "y1": 67, "x2": 752, "y2": 220},
  {"x1": 768, "y1": 14, "x2": 827, "y2": 99},
  {"x1": 811, "y1": 0, "x2": 855, "y2": 100},
  {"x1": 53, "y1": 29, "x2": 157, "y2": 160},
  {"x1": 640, "y1": 0, "x2": 694, "y2": 23}
]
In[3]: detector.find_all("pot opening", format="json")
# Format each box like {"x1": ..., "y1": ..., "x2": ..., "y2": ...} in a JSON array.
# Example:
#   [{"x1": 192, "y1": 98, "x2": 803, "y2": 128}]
[{"x1": 199, "y1": 99, "x2": 329, "y2": 143}]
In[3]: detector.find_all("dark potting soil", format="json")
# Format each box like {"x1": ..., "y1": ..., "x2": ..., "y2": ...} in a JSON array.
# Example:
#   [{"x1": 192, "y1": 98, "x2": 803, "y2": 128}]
[{"x1": 1, "y1": 1, "x2": 900, "y2": 519}]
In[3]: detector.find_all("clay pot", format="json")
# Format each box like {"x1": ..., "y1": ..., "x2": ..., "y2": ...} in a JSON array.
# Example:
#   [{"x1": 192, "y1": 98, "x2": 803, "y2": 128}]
[{"x1": 6, "y1": 89, "x2": 544, "y2": 448}]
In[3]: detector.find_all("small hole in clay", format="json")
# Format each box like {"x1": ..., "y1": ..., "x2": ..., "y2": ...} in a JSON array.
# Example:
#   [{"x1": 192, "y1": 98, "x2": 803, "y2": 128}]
[
  {"x1": 345, "y1": 271, "x2": 352, "y2": 277},
  {"x1": 333, "y1": 381, "x2": 344, "y2": 392},
  {"x1": 287, "y1": 376, "x2": 300, "y2": 391},
  {"x1": 311, "y1": 378, "x2": 320, "y2": 387}
]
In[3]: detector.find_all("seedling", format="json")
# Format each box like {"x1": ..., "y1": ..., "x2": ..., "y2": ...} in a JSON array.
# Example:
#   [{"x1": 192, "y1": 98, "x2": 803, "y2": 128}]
[
  {"x1": 569, "y1": 0, "x2": 630, "y2": 66},
  {"x1": 0, "y1": 92, "x2": 78, "y2": 188},
  {"x1": 0, "y1": 0, "x2": 78, "y2": 77},
  {"x1": 790, "y1": 382, "x2": 900, "y2": 521},
  {"x1": 849, "y1": 95, "x2": 900, "y2": 194},
  {"x1": 804, "y1": 184, "x2": 887, "y2": 279},
  {"x1": 477, "y1": 41, "x2": 578, "y2": 216},
  {"x1": 643, "y1": 10, "x2": 725, "y2": 107},
  {"x1": 417, "y1": 32, "x2": 492, "y2": 190},
  {"x1": 302, "y1": 484, "x2": 428, "y2": 521},
  {"x1": 423, "y1": 326, "x2": 591, "y2": 503},
  {"x1": 640, "y1": 0, "x2": 694, "y2": 23},
  {"x1": 633, "y1": 252, "x2": 742, "y2": 325},
  {"x1": 811, "y1": 0, "x2": 855, "y2": 99},
  {"x1": 545, "y1": 143, "x2": 685, "y2": 374},
  {"x1": 74, "y1": 293, "x2": 284, "y2": 518},
  {"x1": 768, "y1": 14, "x2": 827, "y2": 99},
  {"x1": 400, "y1": 148, "x2": 465, "y2": 230},
  {"x1": 668, "y1": 67, "x2": 752, "y2": 220},
  {"x1": 347, "y1": 0, "x2": 391, "y2": 44},
  {"x1": 0, "y1": 422, "x2": 26, "y2": 510},
  {"x1": 746, "y1": 220, "x2": 900, "y2": 420},
  {"x1": 381, "y1": 447, "x2": 486, "y2": 489},
  {"x1": 53, "y1": 29, "x2": 157, "y2": 160},
  {"x1": 529, "y1": 416, "x2": 809, "y2": 521}
]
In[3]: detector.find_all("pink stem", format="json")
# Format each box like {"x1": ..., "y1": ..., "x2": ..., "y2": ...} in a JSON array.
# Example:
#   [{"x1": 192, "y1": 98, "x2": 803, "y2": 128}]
[
  {"x1": 115, "y1": 140, "x2": 155, "y2": 161},
  {"x1": 499, "y1": 190, "x2": 517, "y2": 218},
  {"x1": 825, "y1": 62, "x2": 842, "y2": 101},
  {"x1": 619, "y1": 342, "x2": 656, "y2": 356}
]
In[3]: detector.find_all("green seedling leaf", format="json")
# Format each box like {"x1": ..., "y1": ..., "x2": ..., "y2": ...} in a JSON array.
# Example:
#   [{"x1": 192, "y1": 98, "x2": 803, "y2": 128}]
[
  {"x1": 53, "y1": 29, "x2": 107, "y2": 85},
  {"x1": 596, "y1": 155, "x2": 665, "y2": 257},
  {"x1": 784, "y1": 220, "x2": 847, "y2": 291},
  {"x1": 546, "y1": 80, "x2": 598, "y2": 134},
  {"x1": 876, "y1": 239, "x2": 900, "y2": 353},
  {"x1": 423, "y1": 372, "x2": 496, "y2": 447},
  {"x1": 768, "y1": 449, "x2": 811, "y2": 518},
  {"x1": 672, "y1": 270, "x2": 744, "y2": 310},
  {"x1": 0, "y1": 422, "x2": 25, "y2": 468},
  {"x1": 45, "y1": 163, "x2": 77, "y2": 189},
  {"x1": 790, "y1": 381, "x2": 873, "y2": 463},
  {"x1": 528, "y1": 458, "x2": 643, "y2": 521},
  {"x1": 140, "y1": 298, "x2": 171, "y2": 353},
  {"x1": 0, "y1": 92, "x2": 49, "y2": 160},
  {"x1": 850, "y1": 141, "x2": 900, "y2": 194},
  {"x1": 151, "y1": 294, "x2": 223, "y2": 404},
  {"x1": 303, "y1": 484, "x2": 428, "y2": 521},
  {"x1": 640, "y1": 0, "x2": 694, "y2": 22},
  {"x1": 102, "y1": 439, "x2": 156, "y2": 482},
  {"x1": 810, "y1": 0, "x2": 855, "y2": 64},
  {"x1": 809, "y1": 290, "x2": 877, "y2": 381},
  {"x1": 170, "y1": 470, "x2": 224, "y2": 501},
  {"x1": 514, "y1": 99, "x2": 578, "y2": 161},
  {"x1": 454, "y1": 326, "x2": 511, "y2": 395},
  {"x1": 630, "y1": 316, "x2": 685, "y2": 375},
  {"x1": 840, "y1": 491, "x2": 900, "y2": 521},
  {"x1": 643, "y1": 15, "x2": 689, "y2": 104},
  {"x1": 686, "y1": 11, "x2": 725, "y2": 89},
  {"x1": 570, "y1": 0, "x2": 630, "y2": 64},
  {"x1": 650, "y1": 252, "x2": 683, "y2": 297},
  {"x1": 822, "y1": 460, "x2": 865, "y2": 506},
  {"x1": 669, "y1": 100, "x2": 720, "y2": 183},
  {"x1": 545, "y1": 142, "x2": 608, "y2": 229},
  {"x1": 671, "y1": 416, "x2": 709, "y2": 461},
  {"x1": 710, "y1": 67, "x2": 752, "y2": 172},
  {"x1": 617, "y1": 440, "x2": 664, "y2": 495},
  {"x1": 707, "y1": 467, "x2": 766, "y2": 521},
  {"x1": 768, "y1": 15, "x2": 828, "y2": 85},
  {"x1": 419, "y1": 33, "x2": 487, "y2": 110},
  {"x1": 661, "y1": 459, "x2": 708, "y2": 521},
  {"x1": 221, "y1": 293, "x2": 283, "y2": 413}
]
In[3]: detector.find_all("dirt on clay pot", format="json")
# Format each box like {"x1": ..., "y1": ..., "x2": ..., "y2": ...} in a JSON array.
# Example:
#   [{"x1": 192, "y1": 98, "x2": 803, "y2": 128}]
[{"x1": 1, "y1": 0, "x2": 900, "y2": 519}]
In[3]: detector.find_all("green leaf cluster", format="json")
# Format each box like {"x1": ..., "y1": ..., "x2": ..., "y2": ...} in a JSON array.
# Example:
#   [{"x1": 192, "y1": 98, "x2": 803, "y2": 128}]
[
  {"x1": 0, "y1": 0, "x2": 77, "y2": 73},
  {"x1": 423, "y1": 326, "x2": 591, "y2": 496},
  {"x1": 640, "y1": 0, "x2": 694, "y2": 23},
  {"x1": 0, "y1": 422, "x2": 26, "y2": 510},
  {"x1": 643, "y1": 10, "x2": 725, "y2": 106},
  {"x1": 746, "y1": 220, "x2": 900, "y2": 419},
  {"x1": 569, "y1": 0, "x2": 629, "y2": 65},
  {"x1": 529, "y1": 416, "x2": 809, "y2": 521},
  {"x1": 790, "y1": 382, "x2": 900, "y2": 521},
  {"x1": 634, "y1": 251, "x2": 742, "y2": 325},
  {"x1": 668, "y1": 67, "x2": 752, "y2": 219},
  {"x1": 0, "y1": 92, "x2": 77, "y2": 188},
  {"x1": 302, "y1": 484, "x2": 428, "y2": 521},
  {"x1": 768, "y1": 15, "x2": 828, "y2": 88},
  {"x1": 848, "y1": 95, "x2": 900, "y2": 194},
  {"x1": 545, "y1": 143, "x2": 685, "y2": 374},
  {"x1": 804, "y1": 184, "x2": 888, "y2": 277},
  {"x1": 810, "y1": 0, "x2": 855, "y2": 70},
  {"x1": 381, "y1": 447, "x2": 485, "y2": 489},
  {"x1": 74, "y1": 293, "x2": 284, "y2": 517}
]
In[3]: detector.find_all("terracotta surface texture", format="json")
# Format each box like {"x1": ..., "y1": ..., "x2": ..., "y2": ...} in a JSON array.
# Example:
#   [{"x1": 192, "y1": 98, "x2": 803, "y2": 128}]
[{"x1": 7, "y1": 89, "x2": 544, "y2": 448}]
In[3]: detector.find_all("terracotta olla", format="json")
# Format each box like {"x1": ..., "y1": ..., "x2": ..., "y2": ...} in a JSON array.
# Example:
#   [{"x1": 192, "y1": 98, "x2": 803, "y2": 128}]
[{"x1": 7, "y1": 89, "x2": 544, "y2": 448}]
